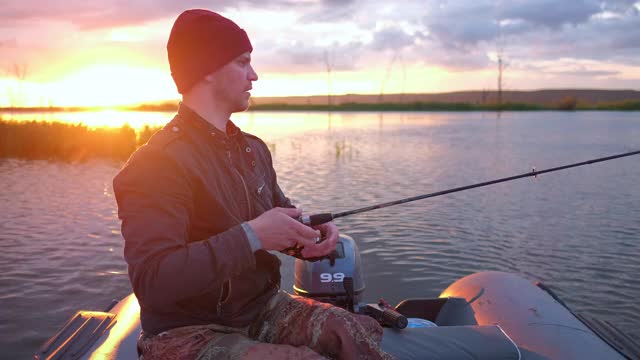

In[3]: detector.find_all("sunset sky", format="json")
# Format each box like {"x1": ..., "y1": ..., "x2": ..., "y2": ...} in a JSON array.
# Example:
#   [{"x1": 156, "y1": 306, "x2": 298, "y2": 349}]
[{"x1": 1, "y1": 0, "x2": 640, "y2": 107}]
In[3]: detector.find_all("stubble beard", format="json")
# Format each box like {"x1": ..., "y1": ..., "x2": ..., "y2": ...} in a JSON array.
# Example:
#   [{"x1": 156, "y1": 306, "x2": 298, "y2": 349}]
[
  {"x1": 211, "y1": 86, "x2": 249, "y2": 114},
  {"x1": 232, "y1": 94, "x2": 250, "y2": 113}
]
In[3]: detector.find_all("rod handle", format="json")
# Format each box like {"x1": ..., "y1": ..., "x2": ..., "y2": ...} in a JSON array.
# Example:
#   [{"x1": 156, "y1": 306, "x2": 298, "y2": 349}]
[
  {"x1": 381, "y1": 308, "x2": 408, "y2": 329},
  {"x1": 299, "y1": 213, "x2": 334, "y2": 226}
]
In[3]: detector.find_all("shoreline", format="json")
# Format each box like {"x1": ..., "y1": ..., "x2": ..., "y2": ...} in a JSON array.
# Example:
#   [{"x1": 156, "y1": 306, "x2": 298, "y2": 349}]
[{"x1": 2, "y1": 100, "x2": 640, "y2": 113}]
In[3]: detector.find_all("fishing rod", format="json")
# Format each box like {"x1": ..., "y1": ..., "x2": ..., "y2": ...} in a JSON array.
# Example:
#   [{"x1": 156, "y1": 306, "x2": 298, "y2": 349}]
[{"x1": 299, "y1": 149, "x2": 640, "y2": 227}]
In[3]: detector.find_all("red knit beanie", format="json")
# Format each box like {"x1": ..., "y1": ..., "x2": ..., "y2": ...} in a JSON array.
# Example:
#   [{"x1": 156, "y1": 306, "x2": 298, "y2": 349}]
[{"x1": 167, "y1": 9, "x2": 253, "y2": 94}]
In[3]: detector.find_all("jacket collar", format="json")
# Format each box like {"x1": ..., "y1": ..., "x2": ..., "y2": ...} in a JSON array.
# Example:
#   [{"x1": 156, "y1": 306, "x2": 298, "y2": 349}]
[
  {"x1": 176, "y1": 103, "x2": 241, "y2": 141},
  {"x1": 175, "y1": 103, "x2": 258, "y2": 171}
]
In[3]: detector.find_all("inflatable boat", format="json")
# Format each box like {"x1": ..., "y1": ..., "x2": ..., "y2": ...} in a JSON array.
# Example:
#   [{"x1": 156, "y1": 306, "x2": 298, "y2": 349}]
[{"x1": 35, "y1": 235, "x2": 639, "y2": 359}]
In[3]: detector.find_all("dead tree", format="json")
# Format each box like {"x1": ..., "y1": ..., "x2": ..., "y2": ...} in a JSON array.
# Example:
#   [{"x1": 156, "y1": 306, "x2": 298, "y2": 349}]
[
  {"x1": 400, "y1": 54, "x2": 406, "y2": 103},
  {"x1": 497, "y1": 54, "x2": 504, "y2": 106},
  {"x1": 496, "y1": 44, "x2": 508, "y2": 108},
  {"x1": 7, "y1": 62, "x2": 29, "y2": 107},
  {"x1": 379, "y1": 52, "x2": 399, "y2": 103},
  {"x1": 324, "y1": 50, "x2": 333, "y2": 107}
]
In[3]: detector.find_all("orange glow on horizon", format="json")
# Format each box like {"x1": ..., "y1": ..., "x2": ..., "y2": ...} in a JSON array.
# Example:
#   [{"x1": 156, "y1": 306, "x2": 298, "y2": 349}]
[
  {"x1": 1, "y1": 56, "x2": 462, "y2": 108},
  {"x1": 0, "y1": 64, "x2": 177, "y2": 108},
  {"x1": 48, "y1": 64, "x2": 176, "y2": 107}
]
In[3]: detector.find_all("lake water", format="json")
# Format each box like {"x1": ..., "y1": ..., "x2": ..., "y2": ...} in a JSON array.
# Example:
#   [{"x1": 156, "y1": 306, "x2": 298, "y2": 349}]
[{"x1": 1, "y1": 110, "x2": 639, "y2": 358}]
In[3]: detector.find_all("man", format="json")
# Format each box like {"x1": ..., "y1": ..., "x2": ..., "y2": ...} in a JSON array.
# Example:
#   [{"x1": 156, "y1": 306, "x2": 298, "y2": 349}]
[{"x1": 113, "y1": 9, "x2": 394, "y2": 360}]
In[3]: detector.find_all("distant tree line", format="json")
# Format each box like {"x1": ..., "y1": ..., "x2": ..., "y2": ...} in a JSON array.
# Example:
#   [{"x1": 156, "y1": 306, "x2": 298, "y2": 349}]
[
  {"x1": 3, "y1": 98, "x2": 638, "y2": 113},
  {"x1": 554, "y1": 97, "x2": 640, "y2": 111},
  {"x1": 249, "y1": 100, "x2": 640, "y2": 112}
]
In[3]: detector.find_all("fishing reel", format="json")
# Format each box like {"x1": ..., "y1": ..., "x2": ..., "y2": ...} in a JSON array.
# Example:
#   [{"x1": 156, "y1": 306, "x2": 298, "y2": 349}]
[
  {"x1": 280, "y1": 213, "x2": 337, "y2": 262},
  {"x1": 292, "y1": 234, "x2": 408, "y2": 329}
]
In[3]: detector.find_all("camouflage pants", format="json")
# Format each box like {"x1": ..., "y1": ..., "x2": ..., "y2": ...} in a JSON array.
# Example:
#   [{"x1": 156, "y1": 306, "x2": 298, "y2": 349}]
[{"x1": 138, "y1": 291, "x2": 395, "y2": 360}]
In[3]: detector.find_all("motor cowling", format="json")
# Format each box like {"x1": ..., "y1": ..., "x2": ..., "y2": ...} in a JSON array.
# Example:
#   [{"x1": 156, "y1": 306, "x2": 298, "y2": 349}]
[{"x1": 293, "y1": 234, "x2": 365, "y2": 308}]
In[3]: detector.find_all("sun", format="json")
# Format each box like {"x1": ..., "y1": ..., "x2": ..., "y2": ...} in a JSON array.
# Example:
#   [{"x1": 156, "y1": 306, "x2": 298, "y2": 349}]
[{"x1": 49, "y1": 64, "x2": 177, "y2": 108}]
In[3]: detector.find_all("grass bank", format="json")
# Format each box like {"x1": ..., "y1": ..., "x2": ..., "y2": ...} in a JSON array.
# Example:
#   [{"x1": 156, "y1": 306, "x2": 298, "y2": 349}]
[
  {"x1": 0, "y1": 120, "x2": 159, "y2": 161},
  {"x1": 587, "y1": 100, "x2": 640, "y2": 111}
]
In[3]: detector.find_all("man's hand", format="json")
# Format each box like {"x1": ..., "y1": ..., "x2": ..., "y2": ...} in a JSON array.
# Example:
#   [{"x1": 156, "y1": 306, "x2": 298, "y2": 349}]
[
  {"x1": 303, "y1": 221, "x2": 339, "y2": 258},
  {"x1": 248, "y1": 207, "x2": 319, "y2": 252},
  {"x1": 247, "y1": 208, "x2": 339, "y2": 259}
]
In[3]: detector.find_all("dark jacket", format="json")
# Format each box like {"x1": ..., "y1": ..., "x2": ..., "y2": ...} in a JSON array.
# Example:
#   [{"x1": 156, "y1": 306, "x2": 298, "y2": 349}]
[{"x1": 113, "y1": 105, "x2": 291, "y2": 335}]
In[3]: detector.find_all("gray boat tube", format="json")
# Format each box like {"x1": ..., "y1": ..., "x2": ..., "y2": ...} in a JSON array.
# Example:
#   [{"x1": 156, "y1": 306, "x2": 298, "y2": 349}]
[
  {"x1": 439, "y1": 271, "x2": 629, "y2": 360},
  {"x1": 36, "y1": 271, "x2": 637, "y2": 360}
]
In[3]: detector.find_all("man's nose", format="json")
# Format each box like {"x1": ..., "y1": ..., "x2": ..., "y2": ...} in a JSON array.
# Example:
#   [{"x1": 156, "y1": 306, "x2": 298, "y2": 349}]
[{"x1": 248, "y1": 65, "x2": 258, "y2": 81}]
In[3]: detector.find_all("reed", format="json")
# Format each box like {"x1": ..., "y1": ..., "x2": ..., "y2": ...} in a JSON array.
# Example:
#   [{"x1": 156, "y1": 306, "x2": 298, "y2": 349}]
[{"x1": 0, "y1": 120, "x2": 154, "y2": 161}]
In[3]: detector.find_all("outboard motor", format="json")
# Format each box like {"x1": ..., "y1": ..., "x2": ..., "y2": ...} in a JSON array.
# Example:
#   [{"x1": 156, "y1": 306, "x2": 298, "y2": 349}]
[
  {"x1": 293, "y1": 234, "x2": 365, "y2": 309},
  {"x1": 294, "y1": 234, "x2": 409, "y2": 329}
]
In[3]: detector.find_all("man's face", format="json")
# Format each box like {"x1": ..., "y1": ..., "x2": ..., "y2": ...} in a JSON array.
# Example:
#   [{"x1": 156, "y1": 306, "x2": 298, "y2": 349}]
[{"x1": 207, "y1": 51, "x2": 258, "y2": 113}]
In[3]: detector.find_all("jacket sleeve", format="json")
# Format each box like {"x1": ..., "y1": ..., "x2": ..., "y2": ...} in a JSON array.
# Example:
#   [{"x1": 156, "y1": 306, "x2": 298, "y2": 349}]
[{"x1": 113, "y1": 145, "x2": 256, "y2": 311}]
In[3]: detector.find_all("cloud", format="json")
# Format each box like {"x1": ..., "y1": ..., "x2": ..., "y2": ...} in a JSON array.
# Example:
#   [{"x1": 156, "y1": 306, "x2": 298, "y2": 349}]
[
  {"x1": 611, "y1": 34, "x2": 640, "y2": 49},
  {"x1": 598, "y1": 15, "x2": 640, "y2": 51},
  {"x1": 258, "y1": 0, "x2": 640, "y2": 74},
  {"x1": 545, "y1": 68, "x2": 621, "y2": 77},
  {"x1": 420, "y1": 44, "x2": 493, "y2": 71},
  {"x1": 298, "y1": 0, "x2": 359, "y2": 23},
  {"x1": 0, "y1": 0, "x2": 310, "y2": 30},
  {"x1": 1, "y1": 0, "x2": 640, "y2": 88},
  {"x1": 600, "y1": 0, "x2": 640, "y2": 13},
  {"x1": 423, "y1": 2, "x2": 498, "y2": 49},
  {"x1": 412, "y1": 0, "x2": 640, "y2": 74},
  {"x1": 498, "y1": 0, "x2": 601, "y2": 29},
  {"x1": 511, "y1": 11, "x2": 640, "y2": 64},
  {"x1": 1, "y1": 0, "x2": 210, "y2": 29},
  {"x1": 256, "y1": 40, "x2": 365, "y2": 72},
  {"x1": 371, "y1": 27, "x2": 417, "y2": 51},
  {"x1": 0, "y1": 39, "x2": 17, "y2": 48},
  {"x1": 422, "y1": 0, "x2": 639, "y2": 47},
  {"x1": 29, "y1": 1, "x2": 359, "y2": 29}
]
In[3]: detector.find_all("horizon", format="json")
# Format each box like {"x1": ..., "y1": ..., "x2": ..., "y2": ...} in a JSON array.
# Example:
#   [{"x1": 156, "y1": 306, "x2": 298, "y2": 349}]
[
  {"x1": 2, "y1": 1, "x2": 640, "y2": 107},
  {"x1": 0, "y1": 88, "x2": 640, "y2": 110}
]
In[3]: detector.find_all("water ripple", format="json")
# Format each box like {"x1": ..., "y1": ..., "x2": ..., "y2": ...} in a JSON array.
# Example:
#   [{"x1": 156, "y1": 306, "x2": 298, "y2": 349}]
[{"x1": 2, "y1": 112, "x2": 640, "y2": 359}]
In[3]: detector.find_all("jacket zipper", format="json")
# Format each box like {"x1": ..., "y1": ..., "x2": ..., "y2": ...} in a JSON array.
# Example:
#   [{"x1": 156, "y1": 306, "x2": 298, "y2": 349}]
[
  {"x1": 228, "y1": 150, "x2": 253, "y2": 220},
  {"x1": 217, "y1": 151, "x2": 254, "y2": 317}
]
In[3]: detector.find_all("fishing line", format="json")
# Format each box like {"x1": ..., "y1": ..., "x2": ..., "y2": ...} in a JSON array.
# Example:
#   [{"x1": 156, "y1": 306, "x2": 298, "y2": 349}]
[{"x1": 299, "y1": 149, "x2": 640, "y2": 227}]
